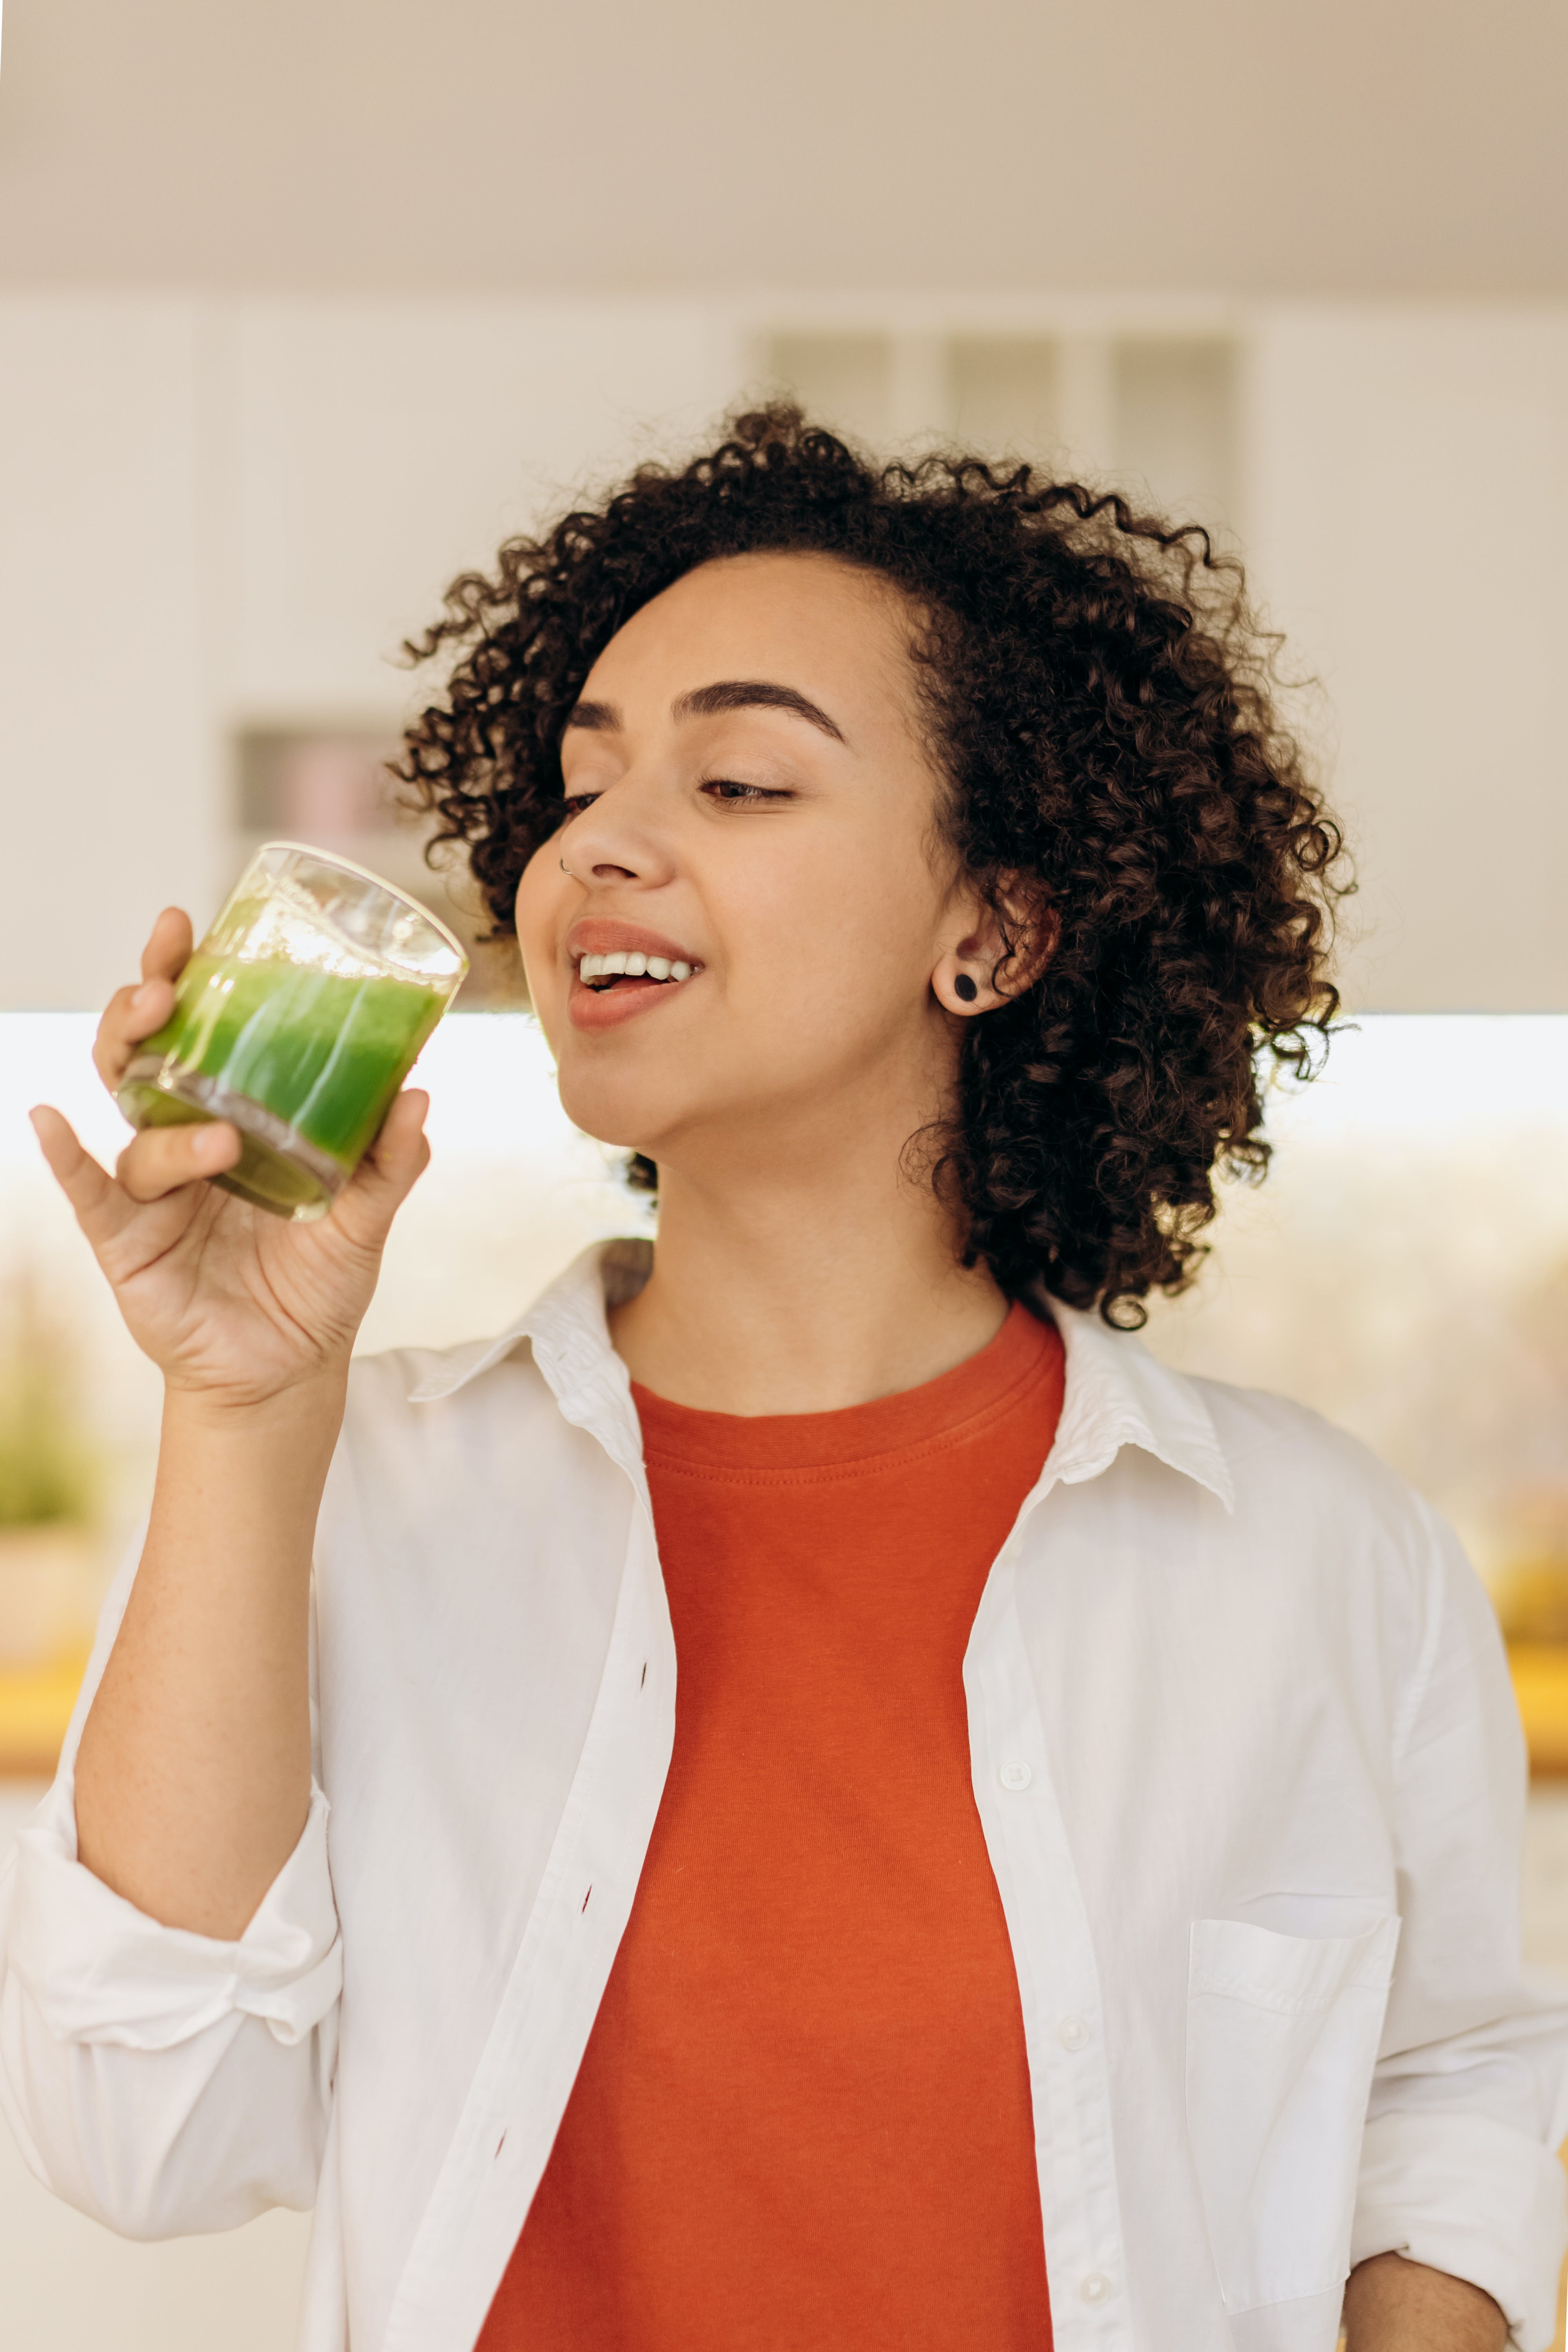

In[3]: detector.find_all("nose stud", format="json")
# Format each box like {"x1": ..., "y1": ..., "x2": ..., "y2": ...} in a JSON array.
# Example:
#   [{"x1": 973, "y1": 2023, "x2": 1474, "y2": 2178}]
[{"x1": 954, "y1": 973, "x2": 978, "y2": 1002}]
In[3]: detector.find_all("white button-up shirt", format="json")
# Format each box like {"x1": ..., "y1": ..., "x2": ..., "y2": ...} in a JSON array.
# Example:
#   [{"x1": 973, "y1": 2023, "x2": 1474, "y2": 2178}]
[{"x1": 2, "y1": 1240, "x2": 1566, "y2": 2352}]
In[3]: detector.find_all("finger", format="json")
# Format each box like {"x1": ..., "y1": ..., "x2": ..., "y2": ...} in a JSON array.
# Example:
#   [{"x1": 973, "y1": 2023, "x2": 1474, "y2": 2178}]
[
  {"x1": 92, "y1": 912, "x2": 194, "y2": 1093},
  {"x1": 30, "y1": 1104, "x2": 149, "y2": 1254},
  {"x1": 328, "y1": 1089, "x2": 431, "y2": 1253},
  {"x1": 35, "y1": 1105, "x2": 218, "y2": 1276},
  {"x1": 31, "y1": 1104, "x2": 121, "y2": 1220},
  {"x1": 115, "y1": 1120, "x2": 240, "y2": 1205},
  {"x1": 93, "y1": 976, "x2": 178, "y2": 1089},
  {"x1": 140, "y1": 907, "x2": 194, "y2": 986},
  {"x1": 352, "y1": 1088, "x2": 431, "y2": 1207}
]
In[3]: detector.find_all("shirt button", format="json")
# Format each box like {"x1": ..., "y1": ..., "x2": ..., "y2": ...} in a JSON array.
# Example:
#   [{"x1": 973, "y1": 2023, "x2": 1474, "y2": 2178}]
[
  {"x1": 1080, "y1": 2272, "x2": 1113, "y2": 2305},
  {"x1": 998, "y1": 1761, "x2": 1033, "y2": 1791},
  {"x1": 1057, "y1": 2013, "x2": 1090, "y2": 2051}
]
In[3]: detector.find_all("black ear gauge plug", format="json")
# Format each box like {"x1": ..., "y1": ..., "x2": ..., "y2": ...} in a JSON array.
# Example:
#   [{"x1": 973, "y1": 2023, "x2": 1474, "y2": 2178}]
[{"x1": 953, "y1": 973, "x2": 979, "y2": 1002}]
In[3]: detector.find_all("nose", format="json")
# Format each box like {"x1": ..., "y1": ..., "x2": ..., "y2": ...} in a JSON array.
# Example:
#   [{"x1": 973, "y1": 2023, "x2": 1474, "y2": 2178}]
[{"x1": 560, "y1": 770, "x2": 674, "y2": 889}]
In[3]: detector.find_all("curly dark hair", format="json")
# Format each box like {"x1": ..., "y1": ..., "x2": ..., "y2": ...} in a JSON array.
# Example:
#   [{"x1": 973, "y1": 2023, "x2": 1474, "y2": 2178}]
[{"x1": 398, "y1": 404, "x2": 1349, "y2": 1325}]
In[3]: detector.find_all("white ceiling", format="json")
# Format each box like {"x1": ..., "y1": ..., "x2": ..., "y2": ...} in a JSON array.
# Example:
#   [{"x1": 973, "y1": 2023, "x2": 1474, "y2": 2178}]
[{"x1": 0, "y1": 0, "x2": 1563, "y2": 296}]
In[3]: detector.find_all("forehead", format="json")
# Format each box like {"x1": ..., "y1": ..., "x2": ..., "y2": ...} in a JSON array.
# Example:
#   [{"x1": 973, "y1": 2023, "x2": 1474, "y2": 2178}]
[{"x1": 581, "y1": 552, "x2": 918, "y2": 711}]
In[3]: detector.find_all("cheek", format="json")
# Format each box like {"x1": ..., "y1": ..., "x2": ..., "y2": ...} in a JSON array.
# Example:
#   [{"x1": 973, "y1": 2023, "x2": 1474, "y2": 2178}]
[
  {"x1": 801, "y1": 815, "x2": 942, "y2": 976},
  {"x1": 514, "y1": 844, "x2": 566, "y2": 1017},
  {"x1": 725, "y1": 837, "x2": 940, "y2": 1045}
]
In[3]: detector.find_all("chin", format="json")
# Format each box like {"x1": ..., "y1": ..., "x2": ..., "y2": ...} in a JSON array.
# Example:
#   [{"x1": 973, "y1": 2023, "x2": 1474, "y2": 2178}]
[{"x1": 554, "y1": 1070, "x2": 666, "y2": 1162}]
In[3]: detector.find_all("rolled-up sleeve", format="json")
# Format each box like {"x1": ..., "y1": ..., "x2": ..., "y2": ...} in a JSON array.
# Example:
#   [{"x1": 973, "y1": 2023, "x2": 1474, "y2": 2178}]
[
  {"x1": 0, "y1": 1529, "x2": 340, "y2": 2239},
  {"x1": 1352, "y1": 1499, "x2": 1568, "y2": 2350}
]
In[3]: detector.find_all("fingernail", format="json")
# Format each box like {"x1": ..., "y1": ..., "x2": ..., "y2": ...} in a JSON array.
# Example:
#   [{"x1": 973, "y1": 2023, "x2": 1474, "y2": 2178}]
[{"x1": 132, "y1": 983, "x2": 158, "y2": 1014}]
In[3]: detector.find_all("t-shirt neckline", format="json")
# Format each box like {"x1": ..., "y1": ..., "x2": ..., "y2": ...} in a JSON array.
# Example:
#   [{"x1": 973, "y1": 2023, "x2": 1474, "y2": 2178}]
[{"x1": 630, "y1": 1300, "x2": 1061, "y2": 1475}]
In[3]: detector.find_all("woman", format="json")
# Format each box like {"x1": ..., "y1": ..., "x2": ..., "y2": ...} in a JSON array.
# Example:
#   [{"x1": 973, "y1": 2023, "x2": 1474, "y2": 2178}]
[{"x1": 2, "y1": 409, "x2": 1562, "y2": 2352}]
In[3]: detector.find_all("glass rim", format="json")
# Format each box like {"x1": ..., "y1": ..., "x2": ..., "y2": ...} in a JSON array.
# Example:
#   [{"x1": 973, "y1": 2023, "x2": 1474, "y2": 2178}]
[{"x1": 250, "y1": 839, "x2": 470, "y2": 973}]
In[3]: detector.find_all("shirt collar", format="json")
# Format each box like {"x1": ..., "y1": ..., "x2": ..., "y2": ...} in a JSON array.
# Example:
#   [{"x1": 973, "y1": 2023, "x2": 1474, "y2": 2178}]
[
  {"x1": 1042, "y1": 1292, "x2": 1234, "y2": 1511},
  {"x1": 404, "y1": 1237, "x2": 652, "y2": 1488},
  {"x1": 403, "y1": 1238, "x2": 1234, "y2": 1513}
]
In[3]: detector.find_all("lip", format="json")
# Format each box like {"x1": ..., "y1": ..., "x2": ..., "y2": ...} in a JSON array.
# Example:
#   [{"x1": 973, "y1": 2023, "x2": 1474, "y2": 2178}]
[
  {"x1": 564, "y1": 916, "x2": 705, "y2": 1034},
  {"x1": 564, "y1": 917, "x2": 703, "y2": 968}
]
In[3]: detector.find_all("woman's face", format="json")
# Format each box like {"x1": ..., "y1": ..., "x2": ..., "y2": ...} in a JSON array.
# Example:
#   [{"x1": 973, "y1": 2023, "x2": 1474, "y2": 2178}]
[{"x1": 515, "y1": 550, "x2": 993, "y2": 1182}]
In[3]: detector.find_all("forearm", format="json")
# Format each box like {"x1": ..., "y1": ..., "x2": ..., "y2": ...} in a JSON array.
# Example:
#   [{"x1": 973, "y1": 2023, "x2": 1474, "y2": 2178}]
[
  {"x1": 73, "y1": 1375, "x2": 345, "y2": 1939},
  {"x1": 1344, "y1": 2253, "x2": 1509, "y2": 2350}
]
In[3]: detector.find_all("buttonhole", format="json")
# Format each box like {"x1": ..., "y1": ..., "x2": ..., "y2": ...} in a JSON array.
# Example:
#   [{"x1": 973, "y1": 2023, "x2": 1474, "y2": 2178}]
[
  {"x1": 494, "y1": 2131, "x2": 506, "y2": 2160},
  {"x1": 581, "y1": 1886, "x2": 593, "y2": 1912},
  {"x1": 640, "y1": 1661, "x2": 648, "y2": 1688}
]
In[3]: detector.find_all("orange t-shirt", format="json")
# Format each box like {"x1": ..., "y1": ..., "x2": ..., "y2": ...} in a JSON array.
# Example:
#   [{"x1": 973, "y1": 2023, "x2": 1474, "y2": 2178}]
[{"x1": 479, "y1": 1301, "x2": 1065, "y2": 2352}]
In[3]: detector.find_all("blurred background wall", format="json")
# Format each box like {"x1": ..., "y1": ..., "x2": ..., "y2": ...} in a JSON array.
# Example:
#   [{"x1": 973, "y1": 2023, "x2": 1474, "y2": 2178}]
[
  {"x1": 2, "y1": 1, "x2": 1567, "y2": 2345},
  {"x1": 4, "y1": 285, "x2": 1565, "y2": 1015},
  {"x1": 0, "y1": 0, "x2": 1564, "y2": 1016}
]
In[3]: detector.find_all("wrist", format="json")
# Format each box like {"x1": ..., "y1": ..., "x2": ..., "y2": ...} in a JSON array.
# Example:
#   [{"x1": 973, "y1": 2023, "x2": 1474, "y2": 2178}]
[{"x1": 161, "y1": 1366, "x2": 350, "y2": 1439}]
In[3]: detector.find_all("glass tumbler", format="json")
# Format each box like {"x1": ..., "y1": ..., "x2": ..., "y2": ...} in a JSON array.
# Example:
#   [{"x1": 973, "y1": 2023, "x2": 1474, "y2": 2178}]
[{"x1": 117, "y1": 841, "x2": 468, "y2": 1221}]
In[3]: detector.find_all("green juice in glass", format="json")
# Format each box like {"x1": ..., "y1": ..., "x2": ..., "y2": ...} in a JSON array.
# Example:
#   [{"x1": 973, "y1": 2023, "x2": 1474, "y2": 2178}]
[{"x1": 116, "y1": 847, "x2": 466, "y2": 1221}]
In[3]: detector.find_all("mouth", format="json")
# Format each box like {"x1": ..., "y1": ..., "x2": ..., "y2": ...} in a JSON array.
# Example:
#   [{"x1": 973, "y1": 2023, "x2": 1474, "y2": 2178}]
[
  {"x1": 574, "y1": 948, "x2": 698, "y2": 992},
  {"x1": 564, "y1": 923, "x2": 704, "y2": 1031}
]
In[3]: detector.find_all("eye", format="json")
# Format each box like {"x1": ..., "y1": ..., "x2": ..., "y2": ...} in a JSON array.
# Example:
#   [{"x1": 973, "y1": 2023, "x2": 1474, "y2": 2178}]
[
  {"x1": 559, "y1": 792, "x2": 600, "y2": 821},
  {"x1": 701, "y1": 779, "x2": 793, "y2": 807}
]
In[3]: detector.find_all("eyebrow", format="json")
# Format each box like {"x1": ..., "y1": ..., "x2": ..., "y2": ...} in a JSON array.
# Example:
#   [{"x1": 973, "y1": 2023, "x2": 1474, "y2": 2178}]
[
  {"x1": 562, "y1": 679, "x2": 846, "y2": 744},
  {"x1": 562, "y1": 698, "x2": 620, "y2": 733},
  {"x1": 674, "y1": 679, "x2": 846, "y2": 741}
]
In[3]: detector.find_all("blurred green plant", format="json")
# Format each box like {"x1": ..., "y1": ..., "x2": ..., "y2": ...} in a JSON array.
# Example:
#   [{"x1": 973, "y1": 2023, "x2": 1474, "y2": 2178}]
[{"x1": 0, "y1": 1267, "x2": 97, "y2": 1530}]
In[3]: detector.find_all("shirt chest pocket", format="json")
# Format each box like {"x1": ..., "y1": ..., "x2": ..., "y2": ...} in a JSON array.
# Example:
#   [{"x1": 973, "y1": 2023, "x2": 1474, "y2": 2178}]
[{"x1": 1186, "y1": 1914, "x2": 1400, "y2": 2323}]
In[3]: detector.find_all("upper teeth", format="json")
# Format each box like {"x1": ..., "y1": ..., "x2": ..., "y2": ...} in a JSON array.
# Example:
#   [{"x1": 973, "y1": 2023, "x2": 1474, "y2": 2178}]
[{"x1": 577, "y1": 951, "x2": 694, "y2": 983}]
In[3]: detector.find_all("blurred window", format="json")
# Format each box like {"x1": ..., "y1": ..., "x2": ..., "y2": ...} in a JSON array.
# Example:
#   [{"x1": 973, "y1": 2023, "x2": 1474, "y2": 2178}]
[
  {"x1": 762, "y1": 324, "x2": 1239, "y2": 537},
  {"x1": 236, "y1": 726, "x2": 402, "y2": 846},
  {"x1": 1112, "y1": 338, "x2": 1238, "y2": 533},
  {"x1": 947, "y1": 337, "x2": 1060, "y2": 459},
  {"x1": 762, "y1": 335, "x2": 893, "y2": 446}
]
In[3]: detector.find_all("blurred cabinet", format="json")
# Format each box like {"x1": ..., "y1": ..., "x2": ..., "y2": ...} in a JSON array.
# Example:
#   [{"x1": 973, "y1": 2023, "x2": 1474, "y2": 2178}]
[
  {"x1": 1247, "y1": 307, "x2": 1568, "y2": 1012},
  {"x1": 215, "y1": 300, "x2": 730, "y2": 718},
  {"x1": 0, "y1": 298, "x2": 215, "y2": 1009}
]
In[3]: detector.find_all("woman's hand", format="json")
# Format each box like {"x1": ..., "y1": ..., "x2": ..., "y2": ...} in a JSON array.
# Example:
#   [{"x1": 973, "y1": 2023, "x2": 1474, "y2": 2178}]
[{"x1": 31, "y1": 905, "x2": 431, "y2": 1410}]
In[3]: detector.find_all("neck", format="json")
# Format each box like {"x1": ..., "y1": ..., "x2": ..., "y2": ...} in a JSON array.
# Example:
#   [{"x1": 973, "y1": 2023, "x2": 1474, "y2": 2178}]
[{"x1": 608, "y1": 1133, "x2": 1009, "y2": 1416}]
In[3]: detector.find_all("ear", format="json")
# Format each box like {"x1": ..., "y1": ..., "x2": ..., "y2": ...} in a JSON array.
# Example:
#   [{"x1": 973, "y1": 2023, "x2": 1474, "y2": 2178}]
[{"x1": 932, "y1": 876, "x2": 1056, "y2": 1017}]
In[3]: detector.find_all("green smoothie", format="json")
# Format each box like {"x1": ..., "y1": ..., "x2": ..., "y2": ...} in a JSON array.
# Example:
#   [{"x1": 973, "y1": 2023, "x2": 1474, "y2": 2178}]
[{"x1": 118, "y1": 950, "x2": 446, "y2": 1220}]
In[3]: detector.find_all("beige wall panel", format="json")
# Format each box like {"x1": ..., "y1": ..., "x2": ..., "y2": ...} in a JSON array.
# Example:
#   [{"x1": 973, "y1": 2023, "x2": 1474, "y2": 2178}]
[
  {"x1": 1247, "y1": 308, "x2": 1568, "y2": 1011},
  {"x1": 0, "y1": 296, "x2": 214, "y2": 1008},
  {"x1": 216, "y1": 299, "x2": 732, "y2": 719}
]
